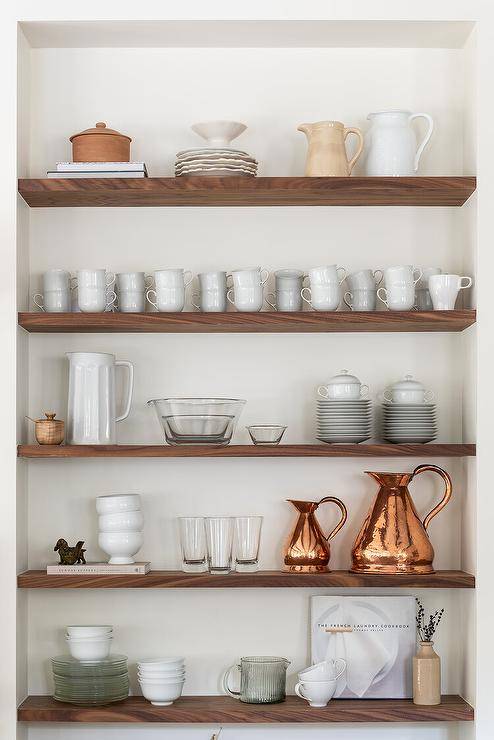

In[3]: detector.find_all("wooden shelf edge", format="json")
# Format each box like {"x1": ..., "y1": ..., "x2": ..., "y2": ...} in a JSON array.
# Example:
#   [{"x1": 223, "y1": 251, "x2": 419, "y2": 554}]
[
  {"x1": 17, "y1": 695, "x2": 474, "y2": 723},
  {"x1": 17, "y1": 569, "x2": 475, "y2": 589},
  {"x1": 18, "y1": 310, "x2": 476, "y2": 333},
  {"x1": 17, "y1": 443, "x2": 476, "y2": 459}
]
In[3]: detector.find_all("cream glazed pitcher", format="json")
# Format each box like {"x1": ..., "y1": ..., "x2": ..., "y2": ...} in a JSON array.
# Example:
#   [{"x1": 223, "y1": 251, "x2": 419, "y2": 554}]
[
  {"x1": 67, "y1": 352, "x2": 134, "y2": 445},
  {"x1": 298, "y1": 121, "x2": 364, "y2": 176},
  {"x1": 364, "y1": 110, "x2": 434, "y2": 176}
]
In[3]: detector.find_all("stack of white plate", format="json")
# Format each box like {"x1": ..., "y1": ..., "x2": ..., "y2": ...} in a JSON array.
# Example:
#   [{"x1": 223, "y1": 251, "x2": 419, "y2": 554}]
[
  {"x1": 317, "y1": 399, "x2": 372, "y2": 444},
  {"x1": 382, "y1": 403, "x2": 437, "y2": 443},
  {"x1": 175, "y1": 148, "x2": 257, "y2": 177}
]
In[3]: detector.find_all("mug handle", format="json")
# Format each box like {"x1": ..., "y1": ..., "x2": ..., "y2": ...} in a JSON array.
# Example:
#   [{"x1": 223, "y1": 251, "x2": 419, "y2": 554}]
[
  {"x1": 115, "y1": 361, "x2": 134, "y2": 423},
  {"x1": 260, "y1": 268, "x2": 269, "y2": 286},
  {"x1": 301, "y1": 287, "x2": 312, "y2": 307},
  {"x1": 191, "y1": 292, "x2": 201, "y2": 311},
  {"x1": 183, "y1": 271, "x2": 193, "y2": 287},
  {"x1": 343, "y1": 291, "x2": 353, "y2": 310},
  {"x1": 460, "y1": 276, "x2": 473, "y2": 289},
  {"x1": 222, "y1": 664, "x2": 241, "y2": 699},
  {"x1": 33, "y1": 293, "x2": 45, "y2": 311},
  {"x1": 294, "y1": 682, "x2": 309, "y2": 702},
  {"x1": 411, "y1": 464, "x2": 452, "y2": 531},
  {"x1": 409, "y1": 113, "x2": 434, "y2": 172},
  {"x1": 317, "y1": 385, "x2": 330, "y2": 399},
  {"x1": 266, "y1": 292, "x2": 277, "y2": 311},
  {"x1": 70, "y1": 276, "x2": 78, "y2": 290},
  {"x1": 343, "y1": 127, "x2": 364, "y2": 174},
  {"x1": 106, "y1": 272, "x2": 116, "y2": 288},
  {"x1": 383, "y1": 389, "x2": 393, "y2": 403},
  {"x1": 146, "y1": 288, "x2": 159, "y2": 310},
  {"x1": 373, "y1": 269, "x2": 384, "y2": 287},
  {"x1": 144, "y1": 274, "x2": 154, "y2": 289},
  {"x1": 105, "y1": 290, "x2": 117, "y2": 309},
  {"x1": 336, "y1": 267, "x2": 347, "y2": 285},
  {"x1": 317, "y1": 496, "x2": 348, "y2": 541},
  {"x1": 412, "y1": 268, "x2": 423, "y2": 286},
  {"x1": 226, "y1": 288, "x2": 235, "y2": 306},
  {"x1": 376, "y1": 287, "x2": 389, "y2": 307},
  {"x1": 333, "y1": 658, "x2": 347, "y2": 681}
]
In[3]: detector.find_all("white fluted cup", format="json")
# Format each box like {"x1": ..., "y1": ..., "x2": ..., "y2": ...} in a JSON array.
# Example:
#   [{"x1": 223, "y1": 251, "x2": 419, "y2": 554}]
[
  {"x1": 301, "y1": 284, "x2": 340, "y2": 311},
  {"x1": 428, "y1": 274, "x2": 473, "y2": 310}
]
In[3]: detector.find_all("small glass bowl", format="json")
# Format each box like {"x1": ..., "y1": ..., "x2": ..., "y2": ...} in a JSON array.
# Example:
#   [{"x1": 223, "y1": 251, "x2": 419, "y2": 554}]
[{"x1": 247, "y1": 425, "x2": 287, "y2": 446}]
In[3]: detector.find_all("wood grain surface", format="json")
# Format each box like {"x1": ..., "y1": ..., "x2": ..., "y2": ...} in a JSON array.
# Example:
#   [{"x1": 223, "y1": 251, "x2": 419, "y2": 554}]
[
  {"x1": 17, "y1": 569, "x2": 475, "y2": 589},
  {"x1": 17, "y1": 694, "x2": 474, "y2": 723}
]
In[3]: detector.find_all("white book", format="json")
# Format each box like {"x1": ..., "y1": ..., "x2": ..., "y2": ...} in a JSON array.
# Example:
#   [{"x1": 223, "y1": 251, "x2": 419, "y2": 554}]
[
  {"x1": 47, "y1": 562, "x2": 151, "y2": 575},
  {"x1": 56, "y1": 161, "x2": 147, "y2": 172},
  {"x1": 47, "y1": 171, "x2": 146, "y2": 179}
]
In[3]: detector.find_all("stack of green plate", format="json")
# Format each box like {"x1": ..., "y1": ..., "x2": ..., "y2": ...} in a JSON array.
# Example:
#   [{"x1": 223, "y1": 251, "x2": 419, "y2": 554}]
[{"x1": 52, "y1": 654, "x2": 129, "y2": 705}]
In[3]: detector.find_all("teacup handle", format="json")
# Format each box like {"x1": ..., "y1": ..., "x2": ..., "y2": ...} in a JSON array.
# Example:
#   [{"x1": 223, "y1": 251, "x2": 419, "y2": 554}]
[
  {"x1": 226, "y1": 288, "x2": 235, "y2": 306},
  {"x1": 191, "y1": 292, "x2": 201, "y2": 311},
  {"x1": 301, "y1": 287, "x2": 312, "y2": 307},
  {"x1": 184, "y1": 271, "x2": 193, "y2": 287},
  {"x1": 412, "y1": 268, "x2": 423, "y2": 286},
  {"x1": 332, "y1": 658, "x2": 347, "y2": 681},
  {"x1": 222, "y1": 664, "x2": 241, "y2": 699},
  {"x1": 294, "y1": 682, "x2": 310, "y2": 703},
  {"x1": 144, "y1": 274, "x2": 154, "y2": 289},
  {"x1": 266, "y1": 292, "x2": 277, "y2": 311},
  {"x1": 106, "y1": 272, "x2": 116, "y2": 288},
  {"x1": 105, "y1": 290, "x2": 117, "y2": 309},
  {"x1": 410, "y1": 464, "x2": 452, "y2": 531},
  {"x1": 146, "y1": 288, "x2": 159, "y2": 310},
  {"x1": 460, "y1": 276, "x2": 473, "y2": 289},
  {"x1": 317, "y1": 496, "x2": 348, "y2": 541},
  {"x1": 376, "y1": 287, "x2": 389, "y2": 307},
  {"x1": 383, "y1": 389, "x2": 393, "y2": 403},
  {"x1": 336, "y1": 267, "x2": 347, "y2": 285},
  {"x1": 373, "y1": 269, "x2": 384, "y2": 287},
  {"x1": 343, "y1": 291, "x2": 353, "y2": 310},
  {"x1": 260, "y1": 268, "x2": 269, "y2": 286},
  {"x1": 33, "y1": 293, "x2": 45, "y2": 311},
  {"x1": 317, "y1": 385, "x2": 330, "y2": 399}
]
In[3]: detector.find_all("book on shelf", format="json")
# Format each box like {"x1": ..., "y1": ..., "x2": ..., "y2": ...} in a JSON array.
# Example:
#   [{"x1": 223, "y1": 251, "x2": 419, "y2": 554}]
[
  {"x1": 47, "y1": 171, "x2": 147, "y2": 179},
  {"x1": 56, "y1": 161, "x2": 147, "y2": 172},
  {"x1": 47, "y1": 562, "x2": 151, "y2": 575}
]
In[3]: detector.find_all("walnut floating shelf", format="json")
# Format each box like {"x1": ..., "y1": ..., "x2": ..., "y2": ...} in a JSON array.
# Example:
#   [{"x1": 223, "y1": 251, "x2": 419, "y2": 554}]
[
  {"x1": 18, "y1": 695, "x2": 474, "y2": 723},
  {"x1": 17, "y1": 443, "x2": 476, "y2": 459},
  {"x1": 18, "y1": 310, "x2": 476, "y2": 333},
  {"x1": 18, "y1": 176, "x2": 476, "y2": 208},
  {"x1": 17, "y1": 569, "x2": 475, "y2": 589}
]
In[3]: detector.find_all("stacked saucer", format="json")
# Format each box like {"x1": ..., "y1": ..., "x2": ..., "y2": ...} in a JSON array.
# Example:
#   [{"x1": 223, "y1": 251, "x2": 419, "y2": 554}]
[
  {"x1": 175, "y1": 120, "x2": 258, "y2": 177},
  {"x1": 52, "y1": 654, "x2": 129, "y2": 706},
  {"x1": 382, "y1": 403, "x2": 437, "y2": 443},
  {"x1": 316, "y1": 370, "x2": 372, "y2": 444}
]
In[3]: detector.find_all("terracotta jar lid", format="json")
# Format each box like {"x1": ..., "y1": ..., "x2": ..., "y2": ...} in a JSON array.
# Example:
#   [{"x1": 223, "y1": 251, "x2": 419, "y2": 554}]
[{"x1": 70, "y1": 122, "x2": 132, "y2": 143}]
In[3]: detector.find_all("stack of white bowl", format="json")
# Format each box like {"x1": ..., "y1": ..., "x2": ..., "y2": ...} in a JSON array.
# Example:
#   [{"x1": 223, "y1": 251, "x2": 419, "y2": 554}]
[
  {"x1": 137, "y1": 657, "x2": 186, "y2": 706},
  {"x1": 175, "y1": 121, "x2": 257, "y2": 177},
  {"x1": 97, "y1": 494, "x2": 144, "y2": 565},
  {"x1": 382, "y1": 375, "x2": 437, "y2": 443},
  {"x1": 295, "y1": 659, "x2": 346, "y2": 708},
  {"x1": 65, "y1": 625, "x2": 113, "y2": 662},
  {"x1": 316, "y1": 370, "x2": 372, "y2": 444}
]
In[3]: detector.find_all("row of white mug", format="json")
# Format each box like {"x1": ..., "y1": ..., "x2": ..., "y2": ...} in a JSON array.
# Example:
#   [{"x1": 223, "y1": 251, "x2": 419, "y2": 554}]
[{"x1": 32, "y1": 265, "x2": 473, "y2": 313}]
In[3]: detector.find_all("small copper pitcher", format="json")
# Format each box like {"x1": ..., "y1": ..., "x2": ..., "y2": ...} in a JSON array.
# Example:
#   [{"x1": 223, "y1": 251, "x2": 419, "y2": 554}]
[
  {"x1": 351, "y1": 465, "x2": 452, "y2": 575},
  {"x1": 284, "y1": 496, "x2": 347, "y2": 572}
]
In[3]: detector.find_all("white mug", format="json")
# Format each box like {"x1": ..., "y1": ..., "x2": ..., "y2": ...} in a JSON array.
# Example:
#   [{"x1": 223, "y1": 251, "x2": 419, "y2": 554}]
[
  {"x1": 227, "y1": 284, "x2": 265, "y2": 312},
  {"x1": 266, "y1": 269, "x2": 305, "y2": 312},
  {"x1": 344, "y1": 289, "x2": 376, "y2": 312},
  {"x1": 415, "y1": 288, "x2": 433, "y2": 311},
  {"x1": 298, "y1": 659, "x2": 346, "y2": 682},
  {"x1": 384, "y1": 265, "x2": 422, "y2": 288},
  {"x1": 301, "y1": 284, "x2": 340, "y2": 311},
  {"x1": 428, "y1": 274, "x2": 473, "y2": 310},
  {"x1": 33, "y1": 289, "x2": 71, "y2": 313},
  {"x1": 347, "y1": 269, "x2": 383, "y2": 290},
  {"x1": 77, "y1": 286, "x2": 116, "y2": 313},
  {"x1": 309, "y1": 265, "x2": 346, "y2": 286},
  {"x1": 230, "y1": 267, "x2": 269, "y2": 288},
  {"x1": 116, "y1": 272, "x2": 153, "y2": 292},
  {"x1": 416, "y1": 267, "x2": 441, "y2": 289},
  {"x1": 76, "y1": 269, "x2": 115, "y2": 289},
  {"x1": 117, "y1": 290, "x2": 147, "y2": 313},
  {"x1": 294, "y1": 680, "x2": 338, "y2": 708},
  {"x1": 147, "y1": 286, "x2": 186, "y2": 312},
  {"x1": 192, "y1": 272, "x2": 227, "y2": 312},
  {"x1": 42, "y1": 268, "x2": 72, "y2": 291},
  {"x1": 154, "y1": 268, "x2": 193, "y2": 289},
  {"x1": 377, "y1": 285, "x2": 415, "y2": 311}
]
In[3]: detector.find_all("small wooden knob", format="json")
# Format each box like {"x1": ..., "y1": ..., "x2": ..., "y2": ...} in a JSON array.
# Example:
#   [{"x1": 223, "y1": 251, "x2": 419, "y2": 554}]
[
  {"x1": 44, "y1": 412, "x2": 57, "y2": 420},
  {"x1": 95, "y1": 122, "x2": 107, "y2": 128}
]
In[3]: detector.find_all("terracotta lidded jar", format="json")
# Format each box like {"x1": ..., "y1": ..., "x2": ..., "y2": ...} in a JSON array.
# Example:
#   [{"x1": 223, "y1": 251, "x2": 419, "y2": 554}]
[{"x1": 70, "y1": 122, "x2": 132, "y2": 162}]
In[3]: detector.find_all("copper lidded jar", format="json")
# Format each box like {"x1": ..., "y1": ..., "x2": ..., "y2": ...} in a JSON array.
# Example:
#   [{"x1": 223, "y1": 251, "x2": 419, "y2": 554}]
[
  {"x1": 70, "y1": 122, "x2": 132, "y2": 162},
  {"x1": 284, "y1": 496, "x2": 347, "y2": 572}
]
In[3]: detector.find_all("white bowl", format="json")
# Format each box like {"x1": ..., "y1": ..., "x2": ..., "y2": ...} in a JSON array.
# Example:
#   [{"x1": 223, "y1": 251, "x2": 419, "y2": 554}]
[
  {"x1": 66, "y1": 633, "x2": 113, "y2": 642},
  {"x1": 96, "y1": 494, "x2": 141, "y2": 515},
  {"x1": 139, "y1": 679, "x2": 185, "y2": 706},
  {"x1": 138, "y1": 670, "x2": 186, "y2": 680},
  {"x1": 137, "y1": 657, "x2": 185, "y2": 669},
  {"x1": 98, "y1": 531, "x2": 144, "y2": 565},
  {"x1": 66, "y1": 637, "x2": 112, "y2": 661},
  {"x1": 138, "y1": 675, "x2": 186, "y2": 684},
  {"x1": 191, "y1": 121, "x2": 247, "y2": 148},
  {"x1": 99, "y1": 510, "x2": 144, "y2": 533},
  {"x1": 66, "y1": 625, "x2": 113, "y2": 638}
]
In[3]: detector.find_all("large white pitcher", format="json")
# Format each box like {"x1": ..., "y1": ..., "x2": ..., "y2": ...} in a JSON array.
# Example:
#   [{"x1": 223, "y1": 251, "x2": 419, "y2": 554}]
[
  {"x1": 364, "y1": 110, "x2": 434, "y2": 176},
  {"x1": 67, "y1": 352, "x2": 134, "y2": 445}
]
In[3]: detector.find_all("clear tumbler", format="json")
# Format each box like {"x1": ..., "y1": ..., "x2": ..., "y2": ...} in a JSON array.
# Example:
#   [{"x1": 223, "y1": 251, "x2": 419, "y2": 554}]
[
  {"x1": 205, "y1": 517, "x2": 234, "y2": 575},
  {"x1": 178, "y1": 517, "x2": 207, "y2": 573},
  {"x1": 234, "y1": 516, "x2": 263, "y2": 572}
]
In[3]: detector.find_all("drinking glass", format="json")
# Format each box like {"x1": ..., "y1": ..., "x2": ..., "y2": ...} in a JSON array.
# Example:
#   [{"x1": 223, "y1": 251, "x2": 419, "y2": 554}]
[
  {"x1": 205, "y1": 517, "x2": 234, "y2": 574},
  {"x1": 178, "y1": 517, "x2": 207, "y2": 573},
  {"x1": 234, "y1": 516, "x2": 263, "y2": 572}
]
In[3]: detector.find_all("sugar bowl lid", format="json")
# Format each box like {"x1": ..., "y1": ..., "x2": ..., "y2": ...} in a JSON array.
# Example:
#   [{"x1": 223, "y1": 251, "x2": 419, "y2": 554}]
[
  {"x1": 70, "y1": 122, "x2": 132, "y2": 142},
  {"x1": 36, "y1": 412, "x2": 63, "y2": 424},
  {"x1": 327, "y1": 369, "x2": 362, "y2": 386},
  {"x1": 388, "y1": 374, "x2": 425, "y2": 391}
]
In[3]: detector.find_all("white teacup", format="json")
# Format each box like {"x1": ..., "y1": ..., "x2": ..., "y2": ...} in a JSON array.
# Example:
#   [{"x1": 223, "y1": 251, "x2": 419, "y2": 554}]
[
  {"x1": 309, "y1": 265, "x2": 346, "y2": 285},
  {"x1": 154, "y1": 269, "x2": 193, "y2": 289},
  {"x1": 147, "y1": 286, "x2": 186, "y2": 312},
  {"x1": 117, "y1": 290, "x2": 147, "y2": 313},
  {"x1": 76, "y1": 269, "x2": 115, "y2": 289},
  {"x1": 78, "y1": 285, "x2": 117, "y2": 313},
  {"x1": 344, "y1": 288, "x2": 376, "y2": 312},
  {"x1": 295, "y1": 679, "x2": 338, "y2": 708},
  {"x1": 227, "y1": 284, "x2": 264, "y2": 312},
  {"x1": 33, "y1": 289, "x2": 71, "y2": 313},
  {"x1": 428, "y1": 274, "x2": 473, "y2": 310},
  {"x1": 192, "y1": 271, "x2": 228, "y2": 312},
  {"x1": 230, "y1": 267, "x2": 269, "y2": 288},
  {"x1": 384, "y1": 265, "x2": 422, "y2": 287},
  {"x1": 416, "y1": 267, "x2": 441, "y2": 289},
  {"x1": 347, "y1": 269, "x2": 383, "y2": 290},
  {"x1": 415, "y1": 288, "x2": 433, "y2": 311},
  {"x1": 301, "y1": 284, "x2": 340, "y2": 311},
  {"x1": 266, "y1": 269, "x2": 305, "y2": 312},
  {"x1": 298, "y1": 659, "x2": 346, "y2": 682},
  {"x1": 377, "y1": 285, "x2": 415, "y2": 311}
]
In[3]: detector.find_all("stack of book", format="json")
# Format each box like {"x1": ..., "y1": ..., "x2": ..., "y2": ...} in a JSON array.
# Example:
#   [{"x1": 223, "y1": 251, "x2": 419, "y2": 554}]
[
  {"x1": 47, "y1": 162, "x2": 148, "y2": 178},
  {"x1": 47, "y1": 562, "x2": 151, "y2": 575}
]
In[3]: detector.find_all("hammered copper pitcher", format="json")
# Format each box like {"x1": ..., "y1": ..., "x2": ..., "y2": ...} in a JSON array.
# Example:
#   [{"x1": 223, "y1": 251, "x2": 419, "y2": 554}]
[
  {"x1": 284, "y1": 496, "x2": 347, "y2": 572},
  {"x1": 351, "y1": 465, "x2": 452, "y2": 575}
]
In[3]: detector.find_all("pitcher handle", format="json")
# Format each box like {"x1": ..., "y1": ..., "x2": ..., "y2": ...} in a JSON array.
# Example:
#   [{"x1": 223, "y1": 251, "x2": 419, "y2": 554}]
[
  {"x1": 411, "y1": 464, "x2": 452, "y2": 530},
  {"x1": 222, "y1": 664, "x2": 241, "y2": 699},
  {"x1": 409, "y1": 114, "x2": 434, "y2": 172},
  {"x1": 343, "y1": 127, "x2": 364, "y2": 174},
  {"x1": 317, "y1": 496, "x2": 348, "y2": 541},
  {"x1": 115, "y1": 361, "x2": 134, "y2": 423}
]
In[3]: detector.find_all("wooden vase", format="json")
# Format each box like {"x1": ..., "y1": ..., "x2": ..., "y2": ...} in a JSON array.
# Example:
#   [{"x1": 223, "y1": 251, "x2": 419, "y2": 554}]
[{"x1": 413, "y1": 641, "x2": 441, "y2": 705}]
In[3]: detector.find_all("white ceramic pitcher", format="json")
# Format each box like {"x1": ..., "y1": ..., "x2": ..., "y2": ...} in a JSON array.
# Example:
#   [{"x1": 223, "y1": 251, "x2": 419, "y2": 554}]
[
  {"x1": 364, "y1": 110, "x2": 434, "y2": 176},
  {"x1": 67, "y1": 352, "x2": 134, "y2": 445}
]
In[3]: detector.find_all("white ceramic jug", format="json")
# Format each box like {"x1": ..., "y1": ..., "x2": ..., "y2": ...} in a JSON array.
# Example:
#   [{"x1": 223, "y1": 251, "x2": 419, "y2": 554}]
[
  {"x1": 67, "y1": 352, "x2": 134, "y2": 445},
  {"x1": 364, "y1": 110, "x2": 434, "y2": 176}
]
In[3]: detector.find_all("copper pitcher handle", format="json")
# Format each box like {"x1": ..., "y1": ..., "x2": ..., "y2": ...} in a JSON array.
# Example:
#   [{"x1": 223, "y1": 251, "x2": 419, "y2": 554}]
[
  {"x1": 411, "y1": 464, "x2": 452, "y2": 530},
  {"x1": 317, "y1": 496, "x2": 348, "y2": 541}
]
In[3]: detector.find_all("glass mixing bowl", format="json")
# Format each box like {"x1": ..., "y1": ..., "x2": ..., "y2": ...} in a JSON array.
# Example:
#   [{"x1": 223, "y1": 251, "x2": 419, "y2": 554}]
[{"x1": 147, "y1": 398, "x2": 246, "y2": 446}]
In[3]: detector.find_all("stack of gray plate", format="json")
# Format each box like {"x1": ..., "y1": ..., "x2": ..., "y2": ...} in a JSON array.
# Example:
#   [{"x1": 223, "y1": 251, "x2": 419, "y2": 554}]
[
  {"x1": 317, "y1": 399, "x2": 372, "y2": 444},
  {"x1": 52, "y1": 654, "x2": 129, "y2": 706},
  {"x1": 175, "y1": 148, "x2": 258, "y2": 177},
  {"x1": 382, "y1": 403, "x2": 437, "y2": 443}
]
